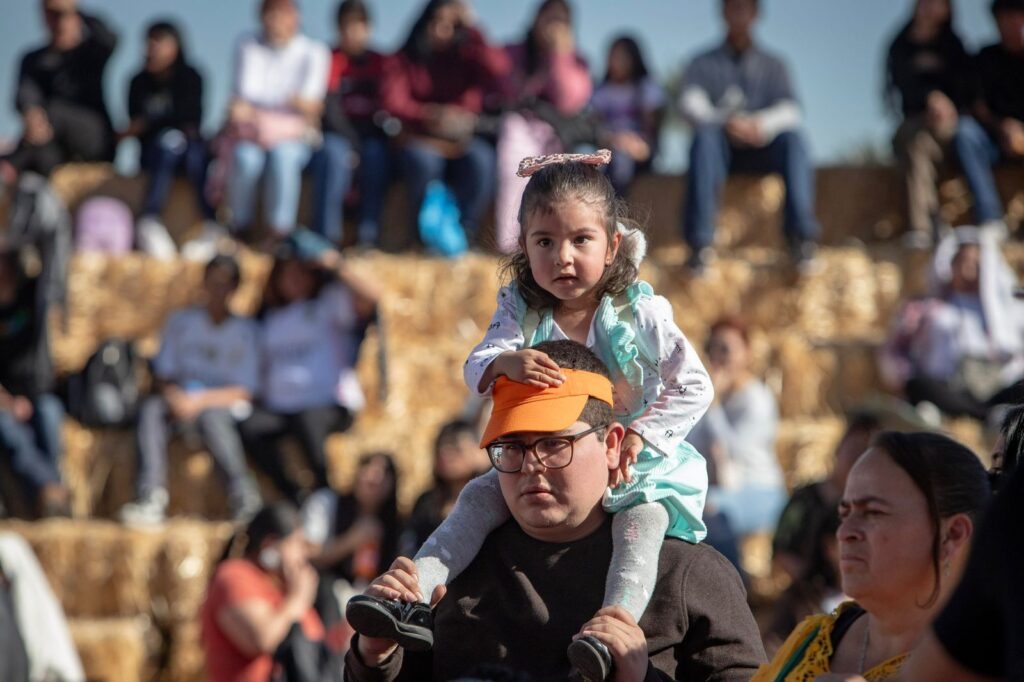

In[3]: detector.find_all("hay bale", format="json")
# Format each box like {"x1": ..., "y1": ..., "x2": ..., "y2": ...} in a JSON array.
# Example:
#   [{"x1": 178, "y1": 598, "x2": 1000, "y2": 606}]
[
  {"x1": 775, "y1": 417, "x2": 846, "y2": 490},
  {"x1": 69, "y1": 616, "x2": 160, "y2": 682},
  {"x1": 151, "y1": 521, "x2": 233, "y2": 627},
  {"x1": 162, "y1": 621, "x2": 207, "y2": 682}
]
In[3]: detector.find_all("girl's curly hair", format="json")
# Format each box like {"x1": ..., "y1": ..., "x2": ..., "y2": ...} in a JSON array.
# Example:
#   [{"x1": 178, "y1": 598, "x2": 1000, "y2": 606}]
[{"x1": 500, "y1": 161, "x2": 645, "y2": 310}]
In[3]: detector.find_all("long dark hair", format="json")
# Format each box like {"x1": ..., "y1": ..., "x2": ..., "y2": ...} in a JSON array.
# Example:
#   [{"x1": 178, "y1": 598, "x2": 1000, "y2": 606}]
[
  {"x1": 400, "y1": 0, "x2": 466, "y2": 62},
  {"x1": 258, "y1": 256, "x2": 333, "y2": 318},
  {"x1": 501, "y1": 161, "x2": 643, "y2": 310},
  {"x1": 871, "y1": 431, "x2": 991, "y2": 607},
  {"x1": 523, "y1": 0, "x2": 573, "y2": 76},
  {"x1": 145, "y1": 19, "x2": 188, "y2": 70},
  {"x1": 333, "y1": 452, "x2": 400, "y2": 579},
  {"x1": 216, "y1": 502, "x2": 302, "y2": 566},
  {"x1": 884, "y1": 0, "x2": 959, "y2": 113},
  {"x1": 602, "y1": 35, "x2": 649, "y2": 84},
  {"x1": 993, "y1": 405, "x2": 1024, "y2": 492}
]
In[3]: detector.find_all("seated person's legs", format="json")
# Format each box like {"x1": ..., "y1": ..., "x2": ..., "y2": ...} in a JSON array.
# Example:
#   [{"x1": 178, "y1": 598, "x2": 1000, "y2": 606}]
[
  {"x1": 228, "y1": 142, "x2": 267, "y2": 233},
  {"x1": 263, "y1": 141, "x2": 312, "y2": 235},
  {"x1": 0, "y1": 410, "x2": 65, "y2": 515},
  {"x1": 683, "y1": 125, "x2": 731, "y2": 256},
  {"x1": 448, "y1": 137, "x2": 497, "y2": 240},
  {"x1": 356, "y1": 136, "x2": 392, "y2": 245},
  {"x1": 239, "y1": 407, "x2": 299, "y2": 502},
  {"x1": 121, "y1": 394, "x2": 172, "y2": 524},
  {"x1": 194, "y1": 407, "x2": 261, "y2": 520},
  {"x1": 399, "y1": 141, "x2": 448, "y2": 240},
  {"x1": 951, "y1": 116, "x2": 1005, "y2": 225},
  {"x1": 310, "y1": 132, "x2": 355, "y2": 243}
]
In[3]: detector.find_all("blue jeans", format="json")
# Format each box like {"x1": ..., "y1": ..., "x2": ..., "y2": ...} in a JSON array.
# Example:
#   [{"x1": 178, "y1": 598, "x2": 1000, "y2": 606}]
[
  {"x1": 707, "y1": 483, "x2": 787, "y2": 536},
  {"x1": 139, "y1": 129, "x2": 215, "y2": 219},
  {"x1": 310, "y1": 134, "x2": 392, "y2": 245},
  {"x1": 400, "y1": 137, "x2": 496, "y2": 240},
  {"x1": 952, "y1": 116, "x2": 1005, "y2": 223},
  {"x1": 0, "y1": 394, "x2": 64, "y2": 495},
  {"x1": 683, "y1": 127, "x2": 820, "y2": 250},
  {"x1": 229, "y1": 140, "x2": 312, "y2": 233}
]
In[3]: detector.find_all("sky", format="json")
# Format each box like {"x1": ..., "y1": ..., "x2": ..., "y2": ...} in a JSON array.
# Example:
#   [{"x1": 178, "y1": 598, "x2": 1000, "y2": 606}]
[{"x1": 0, "y1": 1, "x2": 1002, "y2": 171}]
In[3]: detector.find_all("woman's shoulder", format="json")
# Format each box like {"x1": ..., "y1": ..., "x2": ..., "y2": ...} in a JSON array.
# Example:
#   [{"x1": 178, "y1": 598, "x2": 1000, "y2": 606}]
[{"x1": 755, "y1": 602, "x2": 860, "y2": 681}]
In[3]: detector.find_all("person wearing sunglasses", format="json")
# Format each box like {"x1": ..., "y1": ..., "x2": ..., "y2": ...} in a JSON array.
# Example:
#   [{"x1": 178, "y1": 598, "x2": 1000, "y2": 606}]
[{"x1": 343, "y1": 340, "x2": 764, "y2": 681}]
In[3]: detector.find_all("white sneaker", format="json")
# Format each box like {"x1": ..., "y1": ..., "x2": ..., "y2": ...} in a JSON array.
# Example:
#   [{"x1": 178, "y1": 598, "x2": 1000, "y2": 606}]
[
  {"x1": 980, "y1": 219, "x2": 1009, "y2": 243},
  {"x1": 181, "y1": 220, "x2": 230, "y2": 262},
  {"x1": 136, "y1": 216, "x2": 178, "y2": 260},
  {"x1": 119, "y1": 488, "x2": 169, "y2": 526},
  {"x1": 915, "y1": 401, "x2": 943, "y2": 430}
]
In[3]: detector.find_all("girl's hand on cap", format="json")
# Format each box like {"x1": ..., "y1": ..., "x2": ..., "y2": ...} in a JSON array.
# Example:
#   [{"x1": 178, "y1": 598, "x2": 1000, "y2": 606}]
[{"x1": 496, "y1": 350, "x2": 566, "y2": 389}]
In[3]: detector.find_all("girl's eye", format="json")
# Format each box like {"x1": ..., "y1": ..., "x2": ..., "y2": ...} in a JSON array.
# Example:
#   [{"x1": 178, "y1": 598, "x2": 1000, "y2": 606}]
[
  {"x1": 574, "y1": 235, "x2": 592, "y2": 245},
  {"x1": 536, "y1": 238, "x2": 552, "y2": 248}
]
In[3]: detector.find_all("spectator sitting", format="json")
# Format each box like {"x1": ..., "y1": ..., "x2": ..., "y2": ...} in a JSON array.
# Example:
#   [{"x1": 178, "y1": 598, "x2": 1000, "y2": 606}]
[
  {"x1": 226, "y1": 0, "x2": 329, "y2": 239},
  {"x1": 0, "y1": 0, "x2": 117, "y2": 181},
  {"x1": 762, "y1": 513, "x2": 844, "y2": 657},
  {"x1": 309, "y1": 0, "x2": 392, "y2": 248},
  {"x1": 302, "y1": 452, "x2": 400, "y2": 648},
  {"x1": 772, "y1": 412, "x2": 881, "y2": 583},
  {"x1": 201, "y1": 502, "x2": 324, "y2": 682},
  {"x1": 0, "y1": 247, "x2": 70, "y2": 517},
  {"x1": 122, "y1": 20, "x2": 222, "y2": 261},
  {"x1": 119, "y1": 254, "x2": 262, "y2": 526},
  {"x1": 678, "y1": 0, "x2": 820, "y2": 273},
  {"x1": 754, "y1": 431, "x2": 990, "y2": 680},
  {"x1": 687, "y1": 317, "x2": 786, "y2": 540},
  {"x1": 240, "y1": 230, "x2": 378, "y2": 504},
  {"x1": 885, "y1": 0, "x2": 973, "y2": 249},
  {"x1": 344, "y1": 341, "x2": 766, "y2": 680},
  {"x1": 880, "y1": 227, "x2": 1024, "y2": 422},
  {"x1": 950, "y1": 0, "x2": 1024, "y2": 235},
  {"x1": 401, "y1": 419, "x2": 490, "y2": 556},
  {"x1": 591, "y1": 35, "x2": 666, "y2": 197},
  {"x1": 492, "y1": 0, "x2": 592, "y2": 252},
  {"x1": 379, "y1": 0, "x2": 508, "y2": 244}
]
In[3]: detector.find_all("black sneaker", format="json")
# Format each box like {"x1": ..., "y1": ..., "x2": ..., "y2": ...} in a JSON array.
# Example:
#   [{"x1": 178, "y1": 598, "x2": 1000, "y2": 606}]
[
  {"x1": 684, "y1": 246, "x2": 715, "y2": 276},
  {"x1": 345, "y1": 595, "x2": 435, "y2": 651},
  {"x1": 568, "y1": 635, "x2": 613, "y2": 682}
]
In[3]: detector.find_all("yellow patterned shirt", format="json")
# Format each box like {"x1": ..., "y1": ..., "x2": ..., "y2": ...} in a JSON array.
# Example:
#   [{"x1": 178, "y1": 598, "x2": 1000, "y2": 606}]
[{"x1": 753, "y1": 602, "x2": 909, "y2": 682}]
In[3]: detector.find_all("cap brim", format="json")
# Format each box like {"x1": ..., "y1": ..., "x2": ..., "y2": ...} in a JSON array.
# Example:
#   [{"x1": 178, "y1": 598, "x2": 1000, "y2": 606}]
[{"x1": 480, "y1": 394, "x2": 589, "y2": 447}]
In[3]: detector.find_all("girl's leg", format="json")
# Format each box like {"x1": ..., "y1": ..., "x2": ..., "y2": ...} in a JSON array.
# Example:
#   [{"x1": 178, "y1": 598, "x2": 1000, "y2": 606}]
[
  {"x1": 603, "y1": 501, "x2": 669, "y2": 622},
  {"x1": 413, "y1": 468, "x2": 510, "y2": 603}
]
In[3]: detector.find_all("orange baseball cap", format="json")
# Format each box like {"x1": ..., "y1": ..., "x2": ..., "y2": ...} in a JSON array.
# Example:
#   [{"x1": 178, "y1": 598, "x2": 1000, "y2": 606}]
[{"x1": 480, "y1": 369, "x2": 614, "y2": 447}]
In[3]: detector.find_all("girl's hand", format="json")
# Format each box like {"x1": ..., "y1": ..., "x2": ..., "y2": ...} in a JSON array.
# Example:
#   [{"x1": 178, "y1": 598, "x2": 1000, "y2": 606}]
[
  {"x1": 495, "y1": 350, "x2": 566, "y2": 388},
  {"x1": 611, "y1": 431, "x2": 644, "y2": 487},
  {"x1": 576, "y1": 606, "x2": 648, "y2": 682}
]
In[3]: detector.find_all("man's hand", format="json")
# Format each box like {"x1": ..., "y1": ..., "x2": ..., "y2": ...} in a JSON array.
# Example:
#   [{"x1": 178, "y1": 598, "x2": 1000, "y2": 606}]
[
  {"x1": 611, "y1": 431, "x2": 643, "y2": 488},
  {"x1": 610, "y1": 131, "x2": 651, "y2": 162},
  {"x1": 925, "y1": 90, "x2": 958, "y2": 135},
  {"x1": 281, "y1": 553, "x2": 319, "y2": 618},
  {"x1": 725, "y1": 115, "x2": 763, "y2": 147},
  {"x1": 357, "y1": 557, "x2": 447, "y2": 666},
  {"x1": 1000, "y1": 118, "x2": 1024, "y2": 158},
  {"x1": 165, "y1": 387, "x2": 203, "y2": 422},
  {"x1": 577, "y1": 606, "x2": 648, "y2": 682},
  {"x1": 494, "y1": 350, "x2": 566, "y2": 388},
  {"x1": 23, "y1": 107, "x2": 54, "y2": 146}
]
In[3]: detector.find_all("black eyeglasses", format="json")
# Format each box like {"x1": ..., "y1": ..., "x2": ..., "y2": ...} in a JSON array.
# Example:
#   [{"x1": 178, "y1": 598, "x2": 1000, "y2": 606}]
[{"x1": 486, "y1": 423, "x2": 608, "y2": 473}]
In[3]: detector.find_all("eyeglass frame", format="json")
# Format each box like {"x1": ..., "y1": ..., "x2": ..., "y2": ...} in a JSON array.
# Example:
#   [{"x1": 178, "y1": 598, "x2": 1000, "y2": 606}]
[{"x1": 485, "y1": 423, "x2": 609, "y2": 473}]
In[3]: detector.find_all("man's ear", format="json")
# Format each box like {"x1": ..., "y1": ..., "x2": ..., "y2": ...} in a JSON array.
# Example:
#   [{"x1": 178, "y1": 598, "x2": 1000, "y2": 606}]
[{"x1": 603, "y1": 422, "x2": 626, "y2": 469}]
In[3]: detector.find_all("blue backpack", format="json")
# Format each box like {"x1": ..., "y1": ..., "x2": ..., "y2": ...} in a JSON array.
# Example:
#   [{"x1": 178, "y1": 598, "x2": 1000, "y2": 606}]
[{"x1": 418, "y1": 181, "x2": 468, "y2": 257}]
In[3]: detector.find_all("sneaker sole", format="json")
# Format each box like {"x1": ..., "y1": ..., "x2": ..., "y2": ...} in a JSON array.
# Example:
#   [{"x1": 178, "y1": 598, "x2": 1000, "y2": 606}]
[
  {"x1": 568, "y1": 638, "x2": 612, "y2": 682},
  {"x1": 346, "y1": 599, "x2": 434, "y2": 652}
]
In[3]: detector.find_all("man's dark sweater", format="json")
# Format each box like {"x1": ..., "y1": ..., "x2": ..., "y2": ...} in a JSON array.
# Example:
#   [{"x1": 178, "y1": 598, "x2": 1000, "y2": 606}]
[{"x1": 345, "y1": 517, "x2": 766, "y2": 681}]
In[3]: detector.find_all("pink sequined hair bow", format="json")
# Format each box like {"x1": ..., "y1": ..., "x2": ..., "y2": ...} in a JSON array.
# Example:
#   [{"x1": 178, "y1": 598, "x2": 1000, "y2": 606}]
[{"x1": 516, "y1": 149, "x2": 612, "y2": 178}]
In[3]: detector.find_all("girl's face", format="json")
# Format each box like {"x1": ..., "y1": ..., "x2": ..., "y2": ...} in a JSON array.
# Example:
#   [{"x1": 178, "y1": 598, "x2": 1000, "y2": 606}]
[
  {"x1": 607, "y1": 43, "x2": 634, "y2": 82},
  {"x1": 354, "y1": 457, "x2": 395, "y2": 510},
  {"x1": 706, "y1": 326, "x2": 749, "y2": 374},
  {"x1": 523, "y1": 199, "x2": 620, "y2": 307},
  {"x1": 837, "y1": 447, "x2": 937, "y2": 609},
  {"x1": 427, "y1": 5, "x2": 459, "y2": 51},
  {"x1": 435, "y1": 433, "x2": 489, "y2": 483},
  {"x1": 145, "y1": 33, "x2": 179, "y2": 73},
  {"x1": 914, "y1": 0, "x2": 950, "y2": 27},
  {"x1": 275, "y1": 259, "x2": 316, "y2": 303}
]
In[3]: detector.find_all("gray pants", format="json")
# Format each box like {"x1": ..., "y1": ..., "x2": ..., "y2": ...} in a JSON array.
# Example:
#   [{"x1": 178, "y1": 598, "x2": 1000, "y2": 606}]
[
  {"x1": 136, "y1": 394, "x2": 253, "y2": 502},
  {"x1": 893, "y1": 114, "x2": 955, "y2": 235}
]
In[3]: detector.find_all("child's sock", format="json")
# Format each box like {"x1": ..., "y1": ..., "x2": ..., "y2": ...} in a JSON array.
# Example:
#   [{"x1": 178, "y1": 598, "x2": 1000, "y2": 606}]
[
  {"x1": 603, "y1": 502, "x2": 670, "y2": 622},
  {"x1": 413, "y1": 469, "x2": 510, "y2": 603}
]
